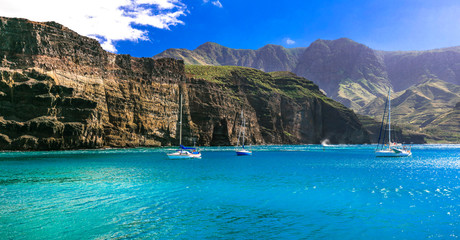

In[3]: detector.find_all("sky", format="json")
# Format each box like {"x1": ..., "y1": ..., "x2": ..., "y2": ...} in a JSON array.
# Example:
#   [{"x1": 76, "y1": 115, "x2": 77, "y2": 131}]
[{"x1": 0, "y1": 0, "x2": 459, "y2": 57}]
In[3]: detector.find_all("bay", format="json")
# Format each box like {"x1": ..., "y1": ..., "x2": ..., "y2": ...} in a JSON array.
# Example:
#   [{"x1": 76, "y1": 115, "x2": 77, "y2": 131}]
[{"x1": 1, "y1": 145, "x2": 459, "y2": 239}]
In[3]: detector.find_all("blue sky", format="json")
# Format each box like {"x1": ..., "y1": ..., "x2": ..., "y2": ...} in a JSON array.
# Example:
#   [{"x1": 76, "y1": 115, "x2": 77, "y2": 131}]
[{"x1": 1, "y1": 0, "x2": 459, "y2": 57}]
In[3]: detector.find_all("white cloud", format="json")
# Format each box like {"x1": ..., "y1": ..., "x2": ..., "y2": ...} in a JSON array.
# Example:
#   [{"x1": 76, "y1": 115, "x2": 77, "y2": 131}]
[
  {"x1": 286, "y1": 38, "x2": 295, "y2": 45},
  {"x1": 212, "y1": 1, "x2": 223, "y2": 8},
  {"x1": 203, "y1": 0, "x2": 223, "y2": 8},
  {"x1": 0, "y1": 0, "x2": 187, "y2": 52}
]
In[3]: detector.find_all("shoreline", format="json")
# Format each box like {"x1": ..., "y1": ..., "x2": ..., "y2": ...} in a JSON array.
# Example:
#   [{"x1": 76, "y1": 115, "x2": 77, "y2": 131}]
[{"x1": 1, "y1": 143, "x2": 459, "y2": 154}]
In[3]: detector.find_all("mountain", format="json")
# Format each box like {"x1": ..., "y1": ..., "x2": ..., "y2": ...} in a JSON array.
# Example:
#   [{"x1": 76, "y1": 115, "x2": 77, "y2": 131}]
[
  {"x1": 357, "y1": 114, "x2": 427, "y2": 144},
  {"x1": 359, "y1": 78, "x2": 460, "y2": 142},
  {"x1": 423, "y1": 103, "x2": 460, "y2": 143},
  {"x1": 360, "y1": 78, "x2": 460, "y2": 126},
  {"x1": 381, "y1": 47, "x2": 460, "y2": 91},
  {"x1": 293, "y1": 38, "x2": 390, "y2": 109},
  {"x1": 155, "y1": 42, "x2": 306, "y2": 73},
  {"x1": 0, "y1": 17, "x2": 369, "y2": 150},
  {"x1": 156, "y1": 39, "x2": 460, "y2": 110},
  {"x1": 429, "y1": 102, "x2": 460, "y2": 128},
  {"x1": 156, "y1": 39, "x2": 460, "y2": 143}
]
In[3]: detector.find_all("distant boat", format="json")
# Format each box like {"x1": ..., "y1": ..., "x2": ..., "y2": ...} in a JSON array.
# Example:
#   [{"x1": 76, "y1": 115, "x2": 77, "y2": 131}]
[
  {"x1": 375, "y1": 89, "x2": 412, "y2": 157},
  {"x1": 236, "y1": 110, "x2": 252, "y2": 156},
  {"x1": 167, "y1": 94, "x2": 201, "y2": 159}
]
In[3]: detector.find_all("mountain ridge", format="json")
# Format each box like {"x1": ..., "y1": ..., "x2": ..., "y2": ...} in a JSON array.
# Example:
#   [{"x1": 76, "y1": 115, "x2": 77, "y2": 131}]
[
  {"x1": 156, "y1": 42, "x2": 307, "y2": 72},
  {"x1": 155, "y1": 39, "x2": 460, "y2": 108}
]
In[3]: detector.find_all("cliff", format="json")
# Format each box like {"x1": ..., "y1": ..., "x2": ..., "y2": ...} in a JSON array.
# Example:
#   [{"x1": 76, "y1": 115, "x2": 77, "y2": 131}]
[
  {"x1": 0, "y1": 17, "x2": 188, "y2": 150},
  {"x1": 185, "y1": 66, "x2": 369, "y2": 145},
  {"x1": 0, "y1": 17, "x2": 370, "y2": 150}
]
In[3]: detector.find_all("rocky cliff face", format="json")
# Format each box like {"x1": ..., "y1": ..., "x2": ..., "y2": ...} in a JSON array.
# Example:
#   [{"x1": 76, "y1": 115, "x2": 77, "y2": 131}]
[
  {"x1": 0, "y1": 17, "x2": 186, "y2": 150},
  {"x1": 0, "y1": 17, "x2": 370, "y2": 150},
  {"x1": 185, "y1": 67, "x2": 369, "y2": 145}
]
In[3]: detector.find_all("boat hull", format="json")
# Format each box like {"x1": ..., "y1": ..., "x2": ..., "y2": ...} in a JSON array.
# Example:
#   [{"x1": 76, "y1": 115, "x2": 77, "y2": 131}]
[
  {"x1": 236, "y1": 149, "x2": 252, "y2": 156},
  {"x1": 167, "y1": 151, "x2": 201, "y2": 159},
  {"x1": 375, "y1": 149, "x2": 411, "y2": 157}
]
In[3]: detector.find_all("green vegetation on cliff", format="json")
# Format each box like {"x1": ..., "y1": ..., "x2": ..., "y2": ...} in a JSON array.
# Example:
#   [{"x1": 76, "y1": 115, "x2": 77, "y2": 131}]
[
  {"x1": 184, "y1": 65, "x2": 369, "y2": 145},
  {"x1": 186, "y1": 66, "x2": 334, "y2": 102}
]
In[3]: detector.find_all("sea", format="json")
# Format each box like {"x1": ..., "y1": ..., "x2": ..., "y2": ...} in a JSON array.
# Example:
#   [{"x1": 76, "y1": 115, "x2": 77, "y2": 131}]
[{"x1": 0, "y1": 144, "x2": 459, "y2": 239}]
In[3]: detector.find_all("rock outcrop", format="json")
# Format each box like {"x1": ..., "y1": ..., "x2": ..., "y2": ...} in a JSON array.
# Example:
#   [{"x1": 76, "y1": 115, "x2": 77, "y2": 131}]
[{"x1": 0, "y1": 17, "x2": 370, "y2": 150}]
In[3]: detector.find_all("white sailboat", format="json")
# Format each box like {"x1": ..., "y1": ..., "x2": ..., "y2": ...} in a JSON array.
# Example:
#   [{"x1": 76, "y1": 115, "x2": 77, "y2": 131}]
[
  {"x1": 236, "y1": 110, "x2": 252, "y2": 156},
  {"x1": 375, "y1": 89, "x2": 412, "y2": 157},
  {"x1": 167, "y1": 94, "x2": 201, "y2": 159}
]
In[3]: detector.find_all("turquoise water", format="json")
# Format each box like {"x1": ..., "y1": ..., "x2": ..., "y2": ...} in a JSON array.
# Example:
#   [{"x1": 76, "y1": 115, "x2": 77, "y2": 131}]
[{"x1": 1, "y1": 145, "x2": 459, "y2": 239}]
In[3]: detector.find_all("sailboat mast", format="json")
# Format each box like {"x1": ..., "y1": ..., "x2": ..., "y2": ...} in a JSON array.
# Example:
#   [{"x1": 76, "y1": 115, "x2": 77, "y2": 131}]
[
  {"x1": 179, "y1": 94, "x2": 183, "y2": 146},
  {"x1": 388, "y1": 89, "x2": 391, "y2": 146},
  {"x1": 236, "y1": 110, "x2": 242, "y2": 147},
  {"x1": 242, "y1": 111, "x2": 245, "y2": 148}
]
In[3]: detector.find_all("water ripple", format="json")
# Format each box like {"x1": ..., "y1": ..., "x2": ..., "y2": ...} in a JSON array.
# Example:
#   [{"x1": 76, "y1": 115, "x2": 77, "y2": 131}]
[{"x1": 1, "y1": 144, "x2": 459, "y2": 239}]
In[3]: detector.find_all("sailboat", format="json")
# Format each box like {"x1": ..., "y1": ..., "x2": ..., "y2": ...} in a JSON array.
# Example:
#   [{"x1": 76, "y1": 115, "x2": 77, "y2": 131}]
[
  {"x1": 167, "y1": 94, "x2": 201, "y2": 159},
  {"x1": 236, "y1": 110, "x2": 252, "y2": 156},
  {"x1": 375, "y1": 89, "x2": 412, "y2": 157}
]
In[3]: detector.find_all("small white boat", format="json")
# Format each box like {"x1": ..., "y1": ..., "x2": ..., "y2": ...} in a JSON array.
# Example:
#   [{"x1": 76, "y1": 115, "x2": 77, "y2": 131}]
[
  {"x1": 375, "y1": 148, "x2": 411, "y2": 157},
  {"x1": 236, "y1": 148, "x2": 252, "y2": 156},
  {"x1": 236, "y1": 110, "x2": 252, "y2": 156},
  {"x1": 167, "y1": 145, "x2": 201, "y2": 159},
  {"x1": 375, "y1": 89, "x2": 412, "y2": 157},
  {"x1": 167, "y1": 94, "x2": 201, "y2": 159}
]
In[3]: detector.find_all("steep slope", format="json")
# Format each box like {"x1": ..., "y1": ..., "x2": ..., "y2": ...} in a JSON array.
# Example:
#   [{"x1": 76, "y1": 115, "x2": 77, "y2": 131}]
[
  {"x1": 0, "y1": 17, "x2": 369, "y2": 150},
  {"x1": 381, "y1": 48, "x2": 460, "y2": 91},
  {"x1": 360, "y1": 78, "x2": 460, "y2": 126},
  {"x1": 357, "y1": 115, "x2": 426, "y2": 144},
  {"x1": 0, "y1": 17, "x2": 187, "y2": 150},
  {"x1": 422, "y1": 103, "x2": 460, "y2": 143},
  {"x1": 293, "y1": 38, "x2": 390, "y2": 109},
  {"x1": 359, "y1": 78, "x2": 460, "y2": 143},
  {"x1": 155, "y1": 42, "x2": 306, "y2": 72},
  {"x1": 185, "y1": 66, "x2": 369, "y2": 145}
]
